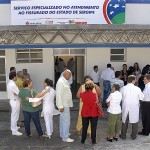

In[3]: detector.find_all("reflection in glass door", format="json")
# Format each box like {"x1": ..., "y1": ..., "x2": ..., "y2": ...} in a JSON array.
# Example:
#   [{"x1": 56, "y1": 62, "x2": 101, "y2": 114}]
[{"x1": 0, "y1": 57, "x2": 6, "y2": 91}]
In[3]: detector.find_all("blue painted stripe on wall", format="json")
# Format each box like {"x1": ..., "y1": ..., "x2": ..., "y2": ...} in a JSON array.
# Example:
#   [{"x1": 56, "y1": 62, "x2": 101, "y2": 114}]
[
  {"x1": 0, "y1": 43, "x2": 150, "y2": 49},
  {"x1": 0, "y1": 0, "x2": 10, "y2": 4},
  {"x1": 126, "y1": 0, "x2": 150, "y2": 3}
]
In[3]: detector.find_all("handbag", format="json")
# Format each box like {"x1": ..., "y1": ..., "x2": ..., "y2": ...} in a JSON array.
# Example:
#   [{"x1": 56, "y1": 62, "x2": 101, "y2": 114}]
[
  {"x1": 30, "y1": 89, "x2": 42, "y2": 107},
  {"x1": 95, "y1": 99, "x2": 104, "y2": 117}
]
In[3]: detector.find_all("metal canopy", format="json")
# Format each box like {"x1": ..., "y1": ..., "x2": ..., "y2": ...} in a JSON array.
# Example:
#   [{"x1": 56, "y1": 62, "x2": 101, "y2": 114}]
[{"x1": 0, "y1": 24, "x2": 150, "y2": 48}]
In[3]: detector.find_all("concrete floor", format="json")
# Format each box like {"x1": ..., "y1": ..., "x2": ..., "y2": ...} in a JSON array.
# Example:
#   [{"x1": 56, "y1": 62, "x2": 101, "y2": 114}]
[{"x1": 0, "y1": 100, "x2": 150, "y2": 150}]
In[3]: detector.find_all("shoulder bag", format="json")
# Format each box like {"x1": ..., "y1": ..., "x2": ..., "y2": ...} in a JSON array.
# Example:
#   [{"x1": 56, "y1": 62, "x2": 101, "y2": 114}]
[{"x1": 31, "y1": 89, "x2": 42, "y2": 107}]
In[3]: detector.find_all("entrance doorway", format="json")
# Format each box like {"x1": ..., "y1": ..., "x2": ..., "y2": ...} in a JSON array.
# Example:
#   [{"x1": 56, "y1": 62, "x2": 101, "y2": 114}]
[
  {"x1": 0, "y1": 50, "x2": 6, "y2": 91},
  {"x1": 54, "y1": 56, "x2": 85, "y2": 98},
  {"x1": 53, "y1": 48, "x2": 86, "y2": 98}
]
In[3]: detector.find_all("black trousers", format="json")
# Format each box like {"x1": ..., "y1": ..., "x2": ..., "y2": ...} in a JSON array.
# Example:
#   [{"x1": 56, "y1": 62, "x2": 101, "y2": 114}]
[
  {"x1": 81, "y1": 117, "x2": 98, "y2": 144},
  {"x1": 141, "y1": 102, "x2": 150, "y2": 135}
]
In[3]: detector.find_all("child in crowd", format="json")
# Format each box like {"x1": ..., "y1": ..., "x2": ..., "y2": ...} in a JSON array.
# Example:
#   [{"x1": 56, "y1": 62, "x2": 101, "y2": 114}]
[{"x1": 106, "y1": 84, "x2": 122, "y2": 142}]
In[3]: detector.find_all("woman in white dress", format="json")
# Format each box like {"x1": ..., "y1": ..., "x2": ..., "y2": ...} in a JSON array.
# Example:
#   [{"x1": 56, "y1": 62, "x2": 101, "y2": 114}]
[{"x1": 29, "y1": 78, "x2": 59, "y2": 138}]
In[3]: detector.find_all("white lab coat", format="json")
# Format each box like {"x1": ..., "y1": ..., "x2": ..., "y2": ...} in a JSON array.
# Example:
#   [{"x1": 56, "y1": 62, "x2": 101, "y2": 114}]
[
  {"x1": 120, "y1": 83, "x2": 144, "y2": 123},
  {"x1": 42, "y1": 87, "x2": 59, "y2": 115},
  {"x1": 43, "y1": 87, "x2": 59, "y2": 136},
  {"x1": 29, "y1": 86, "x2": 59, "y2": 136}
]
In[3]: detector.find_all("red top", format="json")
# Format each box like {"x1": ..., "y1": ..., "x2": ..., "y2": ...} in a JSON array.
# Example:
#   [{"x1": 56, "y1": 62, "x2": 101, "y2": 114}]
[{"x1": 80, "y1": 91, "x2": 99, "y2": 117}]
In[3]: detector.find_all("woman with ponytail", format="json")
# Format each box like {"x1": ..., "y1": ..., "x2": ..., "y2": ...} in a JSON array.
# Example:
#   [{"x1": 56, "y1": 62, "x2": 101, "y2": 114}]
[
  {"x1": 42, "y1": 78, "x2": 59, "y2": 138},
  {"x1": 28, "y1": 78, "x2": 59, "y2": 139}
]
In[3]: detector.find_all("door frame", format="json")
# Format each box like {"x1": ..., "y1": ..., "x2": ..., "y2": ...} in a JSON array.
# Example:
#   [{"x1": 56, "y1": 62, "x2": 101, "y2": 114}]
[
  {"x1": 52, "y1": 48, "x2": 87, "y2": 84},
  {"x1": 0, "y1": 55, "x2": 6, "y2": 91}
]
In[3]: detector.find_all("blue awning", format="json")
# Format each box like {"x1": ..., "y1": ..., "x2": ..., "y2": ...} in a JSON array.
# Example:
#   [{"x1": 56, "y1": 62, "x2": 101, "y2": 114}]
[{"x1": 1, "y1": 43, "x2": 150, "y2": 49}]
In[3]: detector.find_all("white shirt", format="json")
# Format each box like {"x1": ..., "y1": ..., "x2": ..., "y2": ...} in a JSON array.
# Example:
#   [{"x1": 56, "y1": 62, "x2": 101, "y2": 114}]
[
  {"x1": 101, "y1": 68, "x2": 115, "y2": 82},
  {"x1": 142, "y1": 82, "x2": 150, "y2": 102},
  {"x1": 90, "y1": 71, "x2": 100, "y2": 83},
  {"x1": 106, "y1": 91, "x2": 122, "y2": 114},
  {"x1": 111, "y1": 78, "x2": 124, "y2": 88},
  {"x1": 120, "y1": 83, "x2": 144, "y2": 123},
  {"x1": 56, "y1": 76, "x2": 73, "y2": 109},
  {"x1": 7, "y1": 80, "x2": 20, "y2": 100},
  {"x1": 42, "y1": 87, "x2": 59, "y2": 115}
]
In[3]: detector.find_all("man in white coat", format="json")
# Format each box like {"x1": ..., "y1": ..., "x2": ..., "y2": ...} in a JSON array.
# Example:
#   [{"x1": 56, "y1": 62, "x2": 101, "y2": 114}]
[
  {"x1": 120, "y1": 75, "x2": 144, "y2": 140},
  {"x1": 56, "y1": 69, "x2": 74, "y2": 142},
  {"x1": 7, "y1": 72, "x2": 22, "y2": 136}
]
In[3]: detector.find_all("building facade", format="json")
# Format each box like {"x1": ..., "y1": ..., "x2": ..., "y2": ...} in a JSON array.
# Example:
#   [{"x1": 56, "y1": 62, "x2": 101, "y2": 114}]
[{"x1": 0, "y1": 0, "x2": 150, "y2": 98}]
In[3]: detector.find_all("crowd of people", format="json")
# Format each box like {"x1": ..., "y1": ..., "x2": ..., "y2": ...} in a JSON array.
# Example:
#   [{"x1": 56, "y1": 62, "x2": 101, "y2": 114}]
[
  {"x1": 88, "y1": 62, "x2": 150, "y2": 142},
  {"x1": 6, "y1": 62, "x2": 150, "y2": 145}
]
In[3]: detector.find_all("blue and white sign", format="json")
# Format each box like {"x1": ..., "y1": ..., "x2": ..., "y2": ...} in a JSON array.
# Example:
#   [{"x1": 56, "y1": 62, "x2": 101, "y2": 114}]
[
  {"x1": 126, "y1": 0, "x2": 150, "y2": 3},
  {"x1": 11, "y1": 0, "x2": 126, "y2": 25}
]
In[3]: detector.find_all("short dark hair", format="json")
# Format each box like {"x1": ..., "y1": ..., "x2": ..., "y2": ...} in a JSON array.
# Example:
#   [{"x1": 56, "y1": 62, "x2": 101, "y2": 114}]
[
  {"x1": 107, "y1": 63, "x2": 111, "y2": 68},
  {"x1": 83, "y1": 75, "x2": 93, "y2": 83},
  {"x1": 123, "y1": 64, "x2": 127, "y2": 67},
  {"x1": 9, "y1": 72, "x2": 16, "y2": 80},
  {"x1": 115, "y1": 71, "x2": 121, "y2": 78},
  {"x1": 23, "y1": 79, "x2": 32, "y2": 88},
  {"x1": 128, "y1": 75, "x2": 136, "y2": 83},
  {"x1": 144, "y1": 74, "x2": 150, "y2": 81},
  {"x1": 93, "y1": 65, "x2": 98, "y2": 70},
  {"x1": 112, "y1": 84, "x2": 120, "y2": 91},
  {"x1": 10, "y1": 67, "x2": 16, "y2": 72},
  {"x1": 44, "y1": 78, "x2": 53, "y2": 87}
]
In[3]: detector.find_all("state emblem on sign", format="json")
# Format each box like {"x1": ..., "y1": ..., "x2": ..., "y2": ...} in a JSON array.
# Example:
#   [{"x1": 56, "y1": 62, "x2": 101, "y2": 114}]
[{"x1": 103, "y1": 0, "x2": 126, "y2": 24}]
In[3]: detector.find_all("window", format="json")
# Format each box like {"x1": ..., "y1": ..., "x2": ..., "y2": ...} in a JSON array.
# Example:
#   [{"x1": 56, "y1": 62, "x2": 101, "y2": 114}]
[
  {"x1": 0, "y1": 50, "x2": 5, "y2": 56},
  {"x1": 16, "y1": 49, "x2": 43, "y2": 63},
  {"x1": 70, "y1": 49, "x2": 85, "y2": 54},
  {"x1": 110, "y1": 48, "x2": 126, "y2": 62},
  {"x1": 53, "y1": 48, "x2": 86, "y2": 55}
]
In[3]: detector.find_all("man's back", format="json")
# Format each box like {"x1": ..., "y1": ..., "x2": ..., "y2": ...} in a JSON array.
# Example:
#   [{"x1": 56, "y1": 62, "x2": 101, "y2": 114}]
[{"x1": 101, "y1": 68, "x2": 115, "y2": 81}]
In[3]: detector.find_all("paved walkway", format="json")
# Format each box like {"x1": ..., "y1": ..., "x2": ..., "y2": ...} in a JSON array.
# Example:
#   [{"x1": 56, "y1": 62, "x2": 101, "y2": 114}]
[{"x1": 0, "y1": 100, "x2": 150, "y2": 150}]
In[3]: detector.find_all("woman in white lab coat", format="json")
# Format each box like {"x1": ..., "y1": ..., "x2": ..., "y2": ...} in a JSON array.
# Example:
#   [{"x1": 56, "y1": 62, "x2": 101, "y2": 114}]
[
  {"x1": 29, "y1": 79, "x2": 59, "y2": 138},
  {"x1": 42, "y1": 78, "x2": 59, "y2": 138}
]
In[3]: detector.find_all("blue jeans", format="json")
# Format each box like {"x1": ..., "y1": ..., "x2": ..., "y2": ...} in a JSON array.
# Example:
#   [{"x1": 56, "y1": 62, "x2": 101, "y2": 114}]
[
  {"x1": 22, "y1": 110, "x2": 43, "y2": 136},
  {"x1": 103, "y1": 80, "x2": 111, "y2": 107},
  {"x1": 60, "y1": 107, "x2": 70, "y2": 141}
]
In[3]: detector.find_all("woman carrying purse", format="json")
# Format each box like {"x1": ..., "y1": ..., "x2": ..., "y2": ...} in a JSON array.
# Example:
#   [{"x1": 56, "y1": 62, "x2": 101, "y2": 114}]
[
  {"x1": 19, "y1": 79, "x2": 48, "y2": 138},
  {"x1": 79, "y1": 80, "x2": 100, "y2": 144}
]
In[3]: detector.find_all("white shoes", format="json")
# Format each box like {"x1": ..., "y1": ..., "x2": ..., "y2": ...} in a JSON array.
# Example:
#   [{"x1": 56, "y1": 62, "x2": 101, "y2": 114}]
[
  {"x1": 44, "y1": 134, "x2": 51, "y2": 139},
  {"x1": 12, "y1": 131, "x2": 22, "y2": 136},
  {"x1": 63, "y1": 138, "x2": 74, "y2": 142}
]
